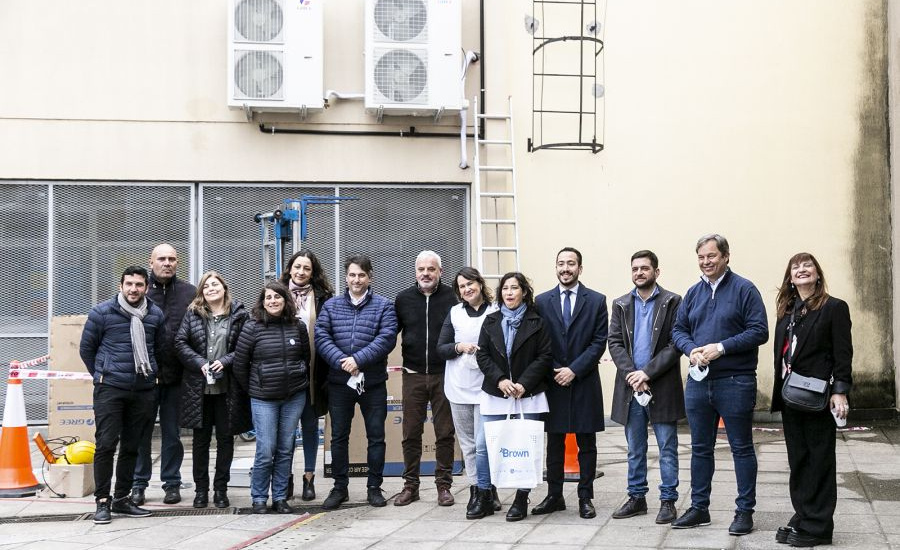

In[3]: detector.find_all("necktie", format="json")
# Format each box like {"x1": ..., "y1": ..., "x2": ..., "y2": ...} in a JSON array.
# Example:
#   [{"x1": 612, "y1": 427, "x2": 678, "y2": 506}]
[{"x1": 562, "y1": 290, "x2": 572, "y2": 328}]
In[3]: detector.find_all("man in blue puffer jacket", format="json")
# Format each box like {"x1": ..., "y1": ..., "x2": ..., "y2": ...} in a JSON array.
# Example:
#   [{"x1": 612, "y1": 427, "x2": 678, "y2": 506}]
[
  {"x1": 79, "y1": 266, "x2": 166, "y2": 525},
  {"x1": 315, "y1": 254, "x2": 398, "y2": 510}
]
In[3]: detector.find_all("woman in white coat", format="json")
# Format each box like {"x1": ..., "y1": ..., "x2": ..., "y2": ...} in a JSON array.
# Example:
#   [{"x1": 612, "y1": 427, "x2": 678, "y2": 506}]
[{"x1": 436, "y1": 267, "x2": 499, "y2": 519}]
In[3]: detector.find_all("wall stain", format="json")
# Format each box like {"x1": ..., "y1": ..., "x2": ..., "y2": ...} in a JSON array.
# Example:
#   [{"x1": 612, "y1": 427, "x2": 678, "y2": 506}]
[{"x1": 852, "y1": 0, "x2": 895, "y2": 409}]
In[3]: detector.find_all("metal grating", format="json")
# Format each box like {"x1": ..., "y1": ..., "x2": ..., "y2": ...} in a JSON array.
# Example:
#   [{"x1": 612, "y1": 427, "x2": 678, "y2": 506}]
[
  {"x1": 0, "y1": 183, "x2": 49, "y2": 334},
  {"x1": 234, "y1": 50, "x2": 285, "y2": 100},
  {"x1": 52, "y1": 184, "x2": 192, "y2": 316},
  {"x1": 1, "y1": 181, "x2": 466, "y2": 426},
  {"x1": 234, "y1": 0, "x2": 285, "y2": 43},
  {"x1": 201, "y1": 185, "x2": 338, "y2": 309},
  {"x1": 373, "y1": 0, "x2": 428, "y2": 43},
  {"x1": 0, "y1": 338, "x2": 49, "y2": 422},
  {"x1": 336, "y1": 186, "x2": 467, "y2": 300},
  {"x1": 373, "y1": 48, "x2": 428, "y2": 104}
]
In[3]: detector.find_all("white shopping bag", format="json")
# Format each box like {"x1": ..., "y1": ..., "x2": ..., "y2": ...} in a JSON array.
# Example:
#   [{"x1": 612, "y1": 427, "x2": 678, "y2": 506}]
[{"x1": 483, "y1": 413, "x2": 544, "y2": 489}]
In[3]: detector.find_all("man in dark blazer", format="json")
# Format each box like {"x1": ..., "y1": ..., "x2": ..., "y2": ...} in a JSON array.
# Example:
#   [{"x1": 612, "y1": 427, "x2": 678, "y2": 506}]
[
  {"x1": 608, "y1": 250, "x2": 684, "y2": 525},
  {"x1": 532, "y1": 247, "x2": 608, "y2": 519}
]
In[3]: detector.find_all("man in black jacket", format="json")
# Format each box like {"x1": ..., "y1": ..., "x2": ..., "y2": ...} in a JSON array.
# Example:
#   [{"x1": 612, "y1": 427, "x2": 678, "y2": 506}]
[
  {"x1": 132, "y1": 244, "x2": 196, "y2": 506},
  {"x1": 608, "y1": 250, "x2": 684, "y2": 525},
  {"x1": 80, "y1": 266, "x2": 165, "y2": 524},
  {"x1": 393, "y1": 251, "x2": 458, "y2": 506}
]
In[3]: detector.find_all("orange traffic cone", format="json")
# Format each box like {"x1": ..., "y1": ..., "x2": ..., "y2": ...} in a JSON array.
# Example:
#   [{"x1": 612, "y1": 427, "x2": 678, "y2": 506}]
[
  {"x1": 0, "y1": 367, "x2": 42, "y2": 497},
  {"x1": 562, "y1": 433, "x2": 580, "y2": 481}
]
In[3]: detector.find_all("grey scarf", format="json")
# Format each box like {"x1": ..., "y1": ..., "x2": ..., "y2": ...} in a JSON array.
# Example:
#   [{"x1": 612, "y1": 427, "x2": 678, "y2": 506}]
[{"x1": 117, "y1": 293, "x2": 152, "y2": 379}]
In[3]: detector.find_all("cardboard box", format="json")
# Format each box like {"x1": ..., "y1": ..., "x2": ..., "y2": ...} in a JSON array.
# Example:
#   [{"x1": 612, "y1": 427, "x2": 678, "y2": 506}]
[
  {"x1": 324, "y1": 369, "x2": 463, "y2": 477},
  {"x1": 47, "y1": 463, "x2": 95, "y2": 497},
  {"x1": 48, "y1": 316, "x2": 95, "y2": 443}
]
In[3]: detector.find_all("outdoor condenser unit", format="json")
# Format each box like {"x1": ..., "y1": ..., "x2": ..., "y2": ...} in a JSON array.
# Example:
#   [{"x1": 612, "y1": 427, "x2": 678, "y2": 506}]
[
  {"x1": 227, "y1": 0, "x2": 324, "y2": 113},
  {"x1": 364, "y1": 0, "x2": 463, "y2": 117}
]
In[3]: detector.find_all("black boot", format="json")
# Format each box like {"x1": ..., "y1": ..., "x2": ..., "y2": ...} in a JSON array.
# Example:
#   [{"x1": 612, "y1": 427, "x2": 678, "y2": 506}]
[
  {"x1": 506, "y1": 490, "x2": 529, "y2": 522},
  {"x1": 302, "y1": 474, "x2": 316, "y2": 501},
  {"x1": 465, "y1": 486, "x2": 479, "y2": 515},
  {"x1": 491, "y1": 485, "x2": 502, "y2": 511},
  {"x1": 466, "y1": 488, "x2": 495, "y2": 520}
]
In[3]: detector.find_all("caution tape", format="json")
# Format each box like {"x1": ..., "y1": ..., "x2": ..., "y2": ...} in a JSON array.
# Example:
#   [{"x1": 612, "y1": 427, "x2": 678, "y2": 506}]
[
  {"x1": 10, "y1": 355, "x2": 50, "y2": 368},
  {"x1": 9, "y1": 368, "x2": 92, "y2": 381}
]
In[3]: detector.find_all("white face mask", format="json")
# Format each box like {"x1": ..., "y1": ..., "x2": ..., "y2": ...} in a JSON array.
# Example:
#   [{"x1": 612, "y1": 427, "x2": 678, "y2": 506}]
[
  {"x1": 633, "y1": 390, "x2": 652, "y2": 407},
  {"x1": 689, "y1": 363, "x2": 709, "y2": 381}
]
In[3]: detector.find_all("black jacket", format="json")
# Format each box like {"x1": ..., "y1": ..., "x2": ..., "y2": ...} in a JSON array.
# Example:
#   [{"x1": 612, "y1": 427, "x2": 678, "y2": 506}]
[
  {"x1": 608, "y1": 286, "x2": 685, "y2": 425},
  {"x1": 233, "y1": 317, "x2": 310, "y2": 401},
  {"x1": 770, "y1": 296, "x2": 853, "y2": 412},
  {"x1": 147, "y1": 274, "x2": 196, "y2": 386},
  {"x1": 79, "y1": 295, "x2": 166, "y2": 391},
  {"x1": 394, "y1": 282, "x2": 457, "y2": 374},
  {"x1": 174, "y1": 300, "x2": 252, "y2": 435},
  {"x1": 476, "y1": 308, "x2": 553, "y2": 398}
]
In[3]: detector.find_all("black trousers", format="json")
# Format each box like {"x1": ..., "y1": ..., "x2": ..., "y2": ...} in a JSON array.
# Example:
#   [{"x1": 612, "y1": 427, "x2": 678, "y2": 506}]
[
  {"x1": 782, "y1": 406, "x2": 837, "y2": 538},
  {"x1": 192, "y1": 393, "x2": 235, "y2": 493},
  {"x1": 92, "y1": 384, "x2": 156, "y2": 501},
  {"x1": 546, "y1": 432, "x2": 597, "y2": 499}
]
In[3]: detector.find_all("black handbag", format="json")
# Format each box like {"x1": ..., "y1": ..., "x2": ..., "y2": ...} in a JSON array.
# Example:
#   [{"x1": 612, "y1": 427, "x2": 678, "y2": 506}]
[
  {"x1": 780, "y1": 301, "x2": 830, "y2": 412},
  {"x1": 781, "y1": 370, "x2": 829, "y2": 412}
]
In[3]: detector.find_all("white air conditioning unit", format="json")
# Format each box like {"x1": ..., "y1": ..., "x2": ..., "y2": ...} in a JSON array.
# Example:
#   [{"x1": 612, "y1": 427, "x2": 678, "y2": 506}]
[
  {"x1": 227, "y1": 0, "x2": 324, "y2": 113},
  {"x1": 364, "y1": 0, "x2": 462, "y2": 117}
]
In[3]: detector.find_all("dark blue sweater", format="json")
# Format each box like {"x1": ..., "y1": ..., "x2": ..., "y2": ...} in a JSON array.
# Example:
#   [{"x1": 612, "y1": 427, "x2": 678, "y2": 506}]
[{"x1": 672, "y1": 270, "x2": 769, "y2": 379}]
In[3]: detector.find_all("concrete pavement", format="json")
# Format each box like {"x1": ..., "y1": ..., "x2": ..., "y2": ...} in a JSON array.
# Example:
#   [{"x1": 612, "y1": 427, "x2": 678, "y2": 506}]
[{"x1": 1, "y1": 420, "x2": 898, "y2": 549}]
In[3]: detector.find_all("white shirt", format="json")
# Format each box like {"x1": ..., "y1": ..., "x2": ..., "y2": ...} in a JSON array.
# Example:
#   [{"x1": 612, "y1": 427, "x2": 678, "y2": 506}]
[{"x1": 558, "y1": 283, "x2": 580, "y2": 316}]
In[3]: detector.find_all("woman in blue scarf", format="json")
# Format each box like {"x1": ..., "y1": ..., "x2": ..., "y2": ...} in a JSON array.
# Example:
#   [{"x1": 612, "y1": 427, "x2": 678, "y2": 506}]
[{"x1": 473, "y1": 272, "x2": 553, "y2": 522}]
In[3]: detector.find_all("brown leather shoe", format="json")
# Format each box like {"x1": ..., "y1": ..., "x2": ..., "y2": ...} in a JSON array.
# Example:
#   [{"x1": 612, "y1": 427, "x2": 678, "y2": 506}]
[
  {"x1": 437, "y1": 485, "x2": 454, "y2": 506},
  {"x1": 393, "y1": 485, "x2": 419, "y2": 506}
]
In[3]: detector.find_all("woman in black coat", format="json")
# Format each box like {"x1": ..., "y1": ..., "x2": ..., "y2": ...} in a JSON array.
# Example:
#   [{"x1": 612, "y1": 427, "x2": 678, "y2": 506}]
[
  {"x1": 771, "y1": 253, "x2": 852, "y2": 547},
  {"x1": 233, "y1": 281, "x2": 310, "y2": 514},
  {"x1": 279, "y1": 249, "x2": 334, "y2": 501},
  {"x1": 175, "y1": 271, "x2": 251, "y2": 509},
  {"x1": 473, "y1": 272, "x2": 552, "y2": 522}
]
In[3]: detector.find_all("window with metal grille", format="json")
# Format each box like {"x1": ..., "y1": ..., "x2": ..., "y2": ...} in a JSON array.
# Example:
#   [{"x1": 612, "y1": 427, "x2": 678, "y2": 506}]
[
  {"x1": 52, "y1": 183, "x2": 193, "y2": 315},
  {"x1": 200, "y1": 184, "x2": 468, "y2": 307},
  {"x1": 2, "y1": 181, "x2": 467, "y2": 424}
]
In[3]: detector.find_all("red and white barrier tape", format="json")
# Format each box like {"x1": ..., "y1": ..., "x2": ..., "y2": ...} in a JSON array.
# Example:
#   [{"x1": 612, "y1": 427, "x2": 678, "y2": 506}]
[
  {"x1": 8, "y1": 355, "x2": 91, "y2": 380},
  {"x1": 10, "y1": 355, "x2": 50, "y2": 368},
  {"x1": 9, "y1": 368, "x2": 92, "y2": 381}
]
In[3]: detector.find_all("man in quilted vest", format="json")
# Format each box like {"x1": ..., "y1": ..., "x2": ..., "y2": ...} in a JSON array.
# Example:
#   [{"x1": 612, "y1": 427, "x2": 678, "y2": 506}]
[{"x1": 316, "y1": 255, "x2": 398, "y2": 510}]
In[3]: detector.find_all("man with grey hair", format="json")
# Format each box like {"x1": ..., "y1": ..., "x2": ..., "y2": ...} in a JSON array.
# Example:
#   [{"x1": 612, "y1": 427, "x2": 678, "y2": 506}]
[
  {"x1": 393, "y1": 250, "x2": 458, "y2": 506},
  {"x1": 671, "y1": 234, "x2": 768, "y2": 536}
]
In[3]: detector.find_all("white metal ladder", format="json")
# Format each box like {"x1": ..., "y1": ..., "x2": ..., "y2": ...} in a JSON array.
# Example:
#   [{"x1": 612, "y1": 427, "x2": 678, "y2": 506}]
[{"x1": 473, "y1": 96, "x2": 521, "y2": 284}]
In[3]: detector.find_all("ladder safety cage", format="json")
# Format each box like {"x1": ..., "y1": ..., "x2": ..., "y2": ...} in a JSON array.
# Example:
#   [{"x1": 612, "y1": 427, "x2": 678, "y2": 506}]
[
  {"x1": 528, "y1": 0, "x2": 606, "y2": 153},
  {"x1": 254, "y1": 195, "x2": 358, "y2": 281},
  {"x1": 473, "y1": 96, "x2": 521, "y2": 286}
]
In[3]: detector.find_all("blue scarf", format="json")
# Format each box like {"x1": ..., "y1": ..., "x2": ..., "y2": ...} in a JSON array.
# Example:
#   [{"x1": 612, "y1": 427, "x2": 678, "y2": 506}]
[{"x1": 500, "y1": 303, "x2": 527, "y2": 358}]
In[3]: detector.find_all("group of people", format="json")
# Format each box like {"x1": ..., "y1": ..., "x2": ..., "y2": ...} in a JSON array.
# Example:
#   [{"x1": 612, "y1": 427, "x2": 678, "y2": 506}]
[{"x1": 78, "y1": 234, "x2": 852, "y2": 548}]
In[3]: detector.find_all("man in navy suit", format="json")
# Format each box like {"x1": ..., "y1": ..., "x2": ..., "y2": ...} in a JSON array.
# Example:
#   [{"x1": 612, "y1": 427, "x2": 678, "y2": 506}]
[{"x1": 531, "y1": 247, "x2": 609, "y2": 519}]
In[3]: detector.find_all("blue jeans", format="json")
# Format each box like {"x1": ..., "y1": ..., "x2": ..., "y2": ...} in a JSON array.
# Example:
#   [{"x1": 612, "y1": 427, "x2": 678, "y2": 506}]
[
  {"x1": 474, "y1": 412, "x2": 541, "y2": 490},
  {"x1": 327, "y1": 381, "x2": 387, "y2": 490},
  {"x1": 624, "y1": 397, "x2": 679, "y2": 501},
  {"x1": 134, "y1": 384, "x2": 184, "y2": 490},
  {"x1": 300, "y1": 389, "x2": 319, "y2": 473},
  {"x1": 250, "y1": 391, "x2": 306, "y2": 504},
  {"x1": 684, "y1": 374, "x2": 757, "y2": 513}
]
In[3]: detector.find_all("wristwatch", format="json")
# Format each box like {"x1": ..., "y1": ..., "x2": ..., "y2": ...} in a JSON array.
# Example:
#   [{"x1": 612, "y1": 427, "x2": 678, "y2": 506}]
[{"x1": 716, "y1": 343, "x2": 725, "y2": 355}]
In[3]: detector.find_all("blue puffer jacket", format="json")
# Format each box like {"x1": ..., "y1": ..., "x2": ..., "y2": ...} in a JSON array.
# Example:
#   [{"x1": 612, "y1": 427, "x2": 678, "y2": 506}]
[
  {"x1": 314, "y1": 289, "x2": 398, "y2": 388},
  {"x1": 79, "y1": 295, "x2": 166, "y2": 391}
]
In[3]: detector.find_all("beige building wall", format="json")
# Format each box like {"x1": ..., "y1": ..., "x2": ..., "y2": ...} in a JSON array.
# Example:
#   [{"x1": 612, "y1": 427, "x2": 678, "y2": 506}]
[{"x1": 0, "y1": 0, "x2": 893, "y2": 411}]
